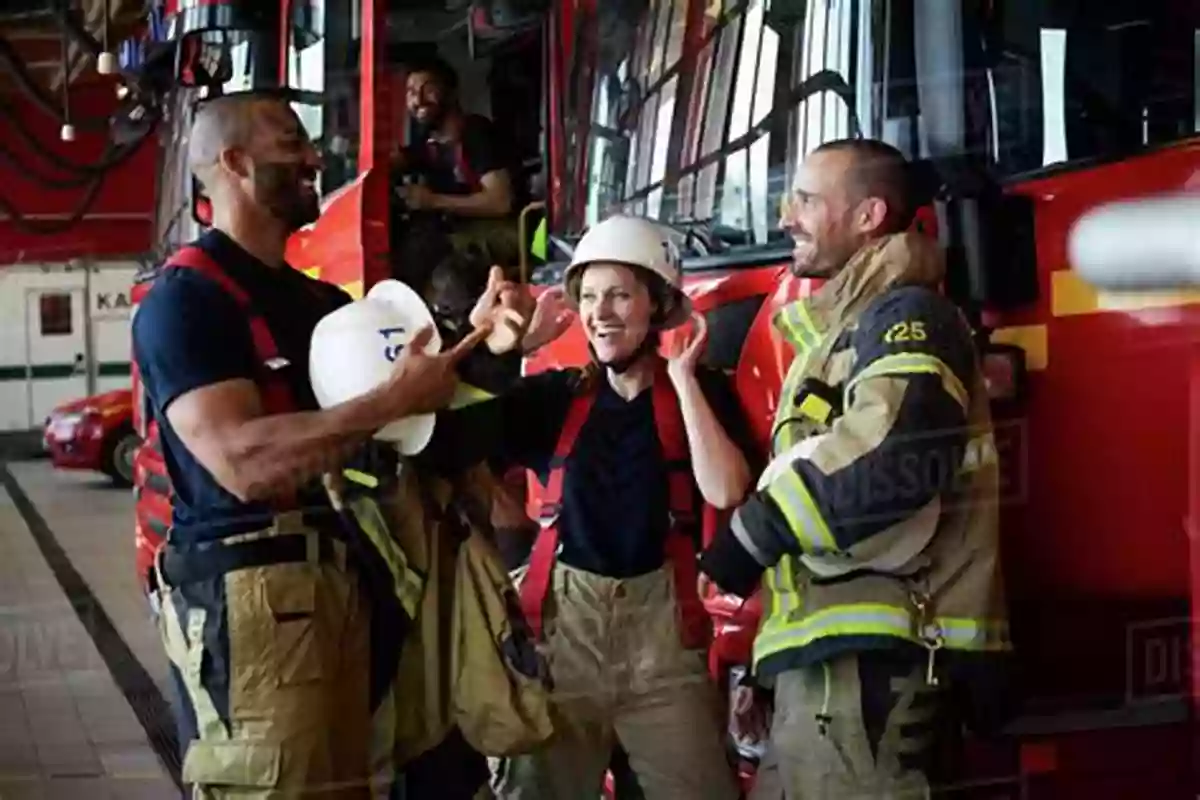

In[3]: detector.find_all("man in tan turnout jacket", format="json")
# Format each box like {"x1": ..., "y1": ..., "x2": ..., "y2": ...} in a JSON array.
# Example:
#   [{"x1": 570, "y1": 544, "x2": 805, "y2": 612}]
[{"x1": 698, "y1": 139, "x2": 1013, "y2": 798}]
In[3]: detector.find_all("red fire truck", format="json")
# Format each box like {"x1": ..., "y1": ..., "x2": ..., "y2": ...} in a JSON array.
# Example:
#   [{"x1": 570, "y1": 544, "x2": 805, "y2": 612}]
[{"x1": 126, "y1": 0, "x2": 1200, "y2": 795}]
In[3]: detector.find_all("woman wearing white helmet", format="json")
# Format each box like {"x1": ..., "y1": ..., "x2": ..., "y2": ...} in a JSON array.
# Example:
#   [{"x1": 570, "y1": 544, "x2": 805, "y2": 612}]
[{"x1": 428, "y1": 214, "x2": 755, "y2": 799}]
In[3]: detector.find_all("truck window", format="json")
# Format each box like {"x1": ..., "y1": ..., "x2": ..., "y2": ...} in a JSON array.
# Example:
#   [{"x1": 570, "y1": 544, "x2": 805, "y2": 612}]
[
  {"x1": 193, "y1": 1, "x2": 362, "y2": 199},
  {"x1": 287, "y1": 0, "x2": 362, "y2": 198},
  {"x1": 563, "y1": 0, "x2": 1200, "y2": 257},
  {"x1": 980, "y1": 0, "x2": 1199, "y2": 177},
  {"x1": 574, "y1": 0, "x2": 871, "y2": 251}
]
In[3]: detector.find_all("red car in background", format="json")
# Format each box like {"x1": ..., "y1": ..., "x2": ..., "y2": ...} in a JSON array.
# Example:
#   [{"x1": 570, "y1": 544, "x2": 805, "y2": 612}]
[{"x1": 43, "y1": 389, "x2": 140, "y2": 488}]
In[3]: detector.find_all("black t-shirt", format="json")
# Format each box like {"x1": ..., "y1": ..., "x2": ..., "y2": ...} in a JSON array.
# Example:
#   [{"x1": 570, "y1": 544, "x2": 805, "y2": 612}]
[
  {"x1": 131, "y1": 230, "x2": 352, "y2": 543},
  {"x1": 405, "y1": 114, "x2": 513, "y2": 198},
  {"x1": 422, "y1": 366, "x2": 761, "y2": 579}
]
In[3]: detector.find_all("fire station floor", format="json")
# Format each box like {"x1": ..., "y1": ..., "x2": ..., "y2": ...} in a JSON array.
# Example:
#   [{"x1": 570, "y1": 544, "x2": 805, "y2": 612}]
[{"x1": 0, "y1": 458, "x2": 179, "y2": 799}]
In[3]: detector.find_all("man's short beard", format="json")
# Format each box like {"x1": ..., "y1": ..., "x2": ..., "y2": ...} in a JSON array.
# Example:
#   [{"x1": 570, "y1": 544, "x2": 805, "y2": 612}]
[
  {"x1": 413, "y1": 105, "x2": 445, "y2": 134},
  {"x1": 254, "y1": 162, "x2": 320, "y2": 232}
]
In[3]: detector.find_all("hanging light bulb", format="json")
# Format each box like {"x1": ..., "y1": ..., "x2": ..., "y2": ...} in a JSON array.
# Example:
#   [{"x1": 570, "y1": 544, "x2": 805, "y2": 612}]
[
  {"x1": 96, "y1": 0, "x2": 116, "y2": 74},
  {"x1": 59, "y1": 17, "x2": 73, "y2": 143}
]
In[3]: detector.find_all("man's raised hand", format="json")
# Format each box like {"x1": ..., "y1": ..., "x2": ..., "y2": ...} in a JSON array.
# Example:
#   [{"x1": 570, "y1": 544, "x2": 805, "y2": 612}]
[
  {"x1": 469, "y1": 265, "x2": 534, "y2": 354},
  {"x1": 379, "y1": 323, "x2": 492, "y2": 417}
]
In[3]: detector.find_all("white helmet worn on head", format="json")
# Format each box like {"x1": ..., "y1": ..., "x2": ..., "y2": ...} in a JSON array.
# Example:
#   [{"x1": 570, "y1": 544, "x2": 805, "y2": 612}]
[
  {"x1": 563, "y1": 214, "x2": 691, "y2": 329},
  {"x1": 310, "y1": 280, "x2": 456, "y2": 456}
]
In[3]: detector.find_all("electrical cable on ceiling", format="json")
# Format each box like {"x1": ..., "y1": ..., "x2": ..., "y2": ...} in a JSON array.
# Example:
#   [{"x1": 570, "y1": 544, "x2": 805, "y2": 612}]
[
  {"x1": 0, "y1": 118, "x2": 157, "y2": 234},
  {"x1": 0, "y1": 37, "x2": 111, "y2": 131},
  {"x1": 0, "y1": 100, "x2": 141, "y2": 173},
  {"x1": 0, "y1": 168, "x2": 105, "y2": 235},
  {"x1": 0, "y1": 124, "x2": 156, "y2": 235},
  {"x1": 0, "y1": 4, "x2": 162, "y2": 235},
  {"x1": 0, "y1": 126, "x2": 151, "y2": 188},
  {"x1": 59, "y1": 20, "x2": 74, "y2": 141}
]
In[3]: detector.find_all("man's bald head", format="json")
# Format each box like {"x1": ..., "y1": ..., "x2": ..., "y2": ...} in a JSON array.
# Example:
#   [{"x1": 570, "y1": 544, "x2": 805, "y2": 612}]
[
  {"x1": 187, "y1": 93, "x2": 323, "y2": 233},
  {"x1": 187, "y1": 94, "x2": 264, "y2": 187}
]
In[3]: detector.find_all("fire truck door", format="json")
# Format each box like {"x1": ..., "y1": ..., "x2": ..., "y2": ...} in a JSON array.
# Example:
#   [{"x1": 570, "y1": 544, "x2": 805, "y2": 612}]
[{"x1": 23, "y1": 287, "x2": 89, "y2": 428}]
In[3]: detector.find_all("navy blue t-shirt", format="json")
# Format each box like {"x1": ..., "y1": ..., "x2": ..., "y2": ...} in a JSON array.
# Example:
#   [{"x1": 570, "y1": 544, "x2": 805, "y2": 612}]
[
  {"x1": 422, "y1": 366, "x2": 761, "y2": 579},
  {"x1": 403, "y1": 114, "x2": 512, "y2": 198},
  {"x1": 131, "y1": 230, "x2": 352, "y2": 544}
]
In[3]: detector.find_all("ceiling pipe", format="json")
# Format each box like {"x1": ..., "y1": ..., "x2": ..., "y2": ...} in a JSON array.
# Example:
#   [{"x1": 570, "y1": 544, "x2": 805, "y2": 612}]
[{"x1": 0, "y1": 212, "x2": 153, "y2": 220}]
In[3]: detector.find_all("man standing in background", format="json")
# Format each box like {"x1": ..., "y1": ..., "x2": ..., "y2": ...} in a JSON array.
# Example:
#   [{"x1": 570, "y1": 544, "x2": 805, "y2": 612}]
[{"x1": 392, "y1": 54, "x2": 522, "y2": 270}]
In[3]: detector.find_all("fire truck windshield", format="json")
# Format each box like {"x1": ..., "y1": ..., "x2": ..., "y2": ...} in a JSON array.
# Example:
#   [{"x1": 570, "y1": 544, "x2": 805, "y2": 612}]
[
  {"x1": 561, "y1": 0, "x2": 1199, "y2": 264},
  {"x1": 186, "y1": 0, "x2": 360, "y2": 201},
  {"x1": 286, "y1": 0, "x2": 361, "y2": 198}
]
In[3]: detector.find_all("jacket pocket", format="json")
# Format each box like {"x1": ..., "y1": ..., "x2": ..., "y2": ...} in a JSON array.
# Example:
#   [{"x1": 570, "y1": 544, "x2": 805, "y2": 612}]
[{"x1": 182, "y1": 739, "x2": 282, "y2": 789}]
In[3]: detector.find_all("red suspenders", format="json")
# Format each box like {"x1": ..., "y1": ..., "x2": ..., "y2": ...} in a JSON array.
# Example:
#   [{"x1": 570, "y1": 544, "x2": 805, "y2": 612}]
[
  {"x1": 158, "y1": 246, "x2": 300, "y2": 508},
  {"x1": 423, "y1": 139, "x2": 482, "y2": 193},
  {"x1": 454, "y1": 139, "x2": 481, "y2": 191},
  {"x1": 164, "y1": 246, "x2": 297, "y2": 418},
  {"x1": 517, "y1": 368, "x2": 712, "y2": 650}
]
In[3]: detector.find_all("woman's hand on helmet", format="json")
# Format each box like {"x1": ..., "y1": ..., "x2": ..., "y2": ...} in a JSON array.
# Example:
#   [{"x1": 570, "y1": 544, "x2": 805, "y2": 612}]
[
  {"x1": 522, "y1": 287, "x2": 574, "y2": 354},
  {"x1": 665, "y1": 312, "x2": 708, "y2": 387},
  {"x1": 379, "y1": 323, "x2": 491, "y2": 415},
  {"x1": 469, "y1": 266, "x2": 535, "y2": 354}
]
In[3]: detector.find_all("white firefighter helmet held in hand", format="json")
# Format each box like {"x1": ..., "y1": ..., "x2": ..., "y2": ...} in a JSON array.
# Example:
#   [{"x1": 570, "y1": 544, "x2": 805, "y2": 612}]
[
  {"x1": 563, "y1": 214, "x2": 692, "y2": 329},
  {"x1": 310, "y1": 279, "x2": 440, "y2": 455}
]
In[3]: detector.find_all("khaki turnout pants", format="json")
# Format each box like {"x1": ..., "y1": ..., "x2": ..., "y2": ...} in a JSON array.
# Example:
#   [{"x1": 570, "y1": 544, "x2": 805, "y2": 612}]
[
  {"x1": 492, "y1": 563, "x2": 740, "y2": 800},
  {"x1": 156, "y1": 520, "x2": 373, "y2": 798},
  {"x1": 750, "y1": 652, "x2": 945, "y2": 800}
]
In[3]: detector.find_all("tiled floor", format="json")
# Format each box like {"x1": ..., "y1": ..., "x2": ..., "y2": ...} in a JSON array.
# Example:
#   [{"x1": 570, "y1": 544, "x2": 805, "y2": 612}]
[
  {"x1": 0, "y1": 461, "x2": 176, "y2": 799},
  {"x1": 3, "y1": 463, "x2": 172, "y2": 703}
]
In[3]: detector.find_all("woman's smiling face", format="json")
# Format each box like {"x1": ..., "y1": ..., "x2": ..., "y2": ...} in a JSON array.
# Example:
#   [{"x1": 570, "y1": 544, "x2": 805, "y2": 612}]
[{"x1": 577, "y1": 262, "x2": 657, "y2": 364}]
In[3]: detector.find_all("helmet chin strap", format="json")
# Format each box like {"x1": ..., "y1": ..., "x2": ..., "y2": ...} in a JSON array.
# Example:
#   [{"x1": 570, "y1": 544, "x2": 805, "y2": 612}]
[{"x1": 589, "y1": 331, "x2": 659, "y2": 375}]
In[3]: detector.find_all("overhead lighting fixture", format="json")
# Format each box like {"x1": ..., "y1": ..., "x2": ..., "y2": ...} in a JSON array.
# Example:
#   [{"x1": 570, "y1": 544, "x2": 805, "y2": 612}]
[{"x1": 97, "y1": 0, "x2": 116, "y2": 74}]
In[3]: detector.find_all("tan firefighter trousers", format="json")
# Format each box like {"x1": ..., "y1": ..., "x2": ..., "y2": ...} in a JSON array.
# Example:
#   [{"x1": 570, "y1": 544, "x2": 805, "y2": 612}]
[
  {"x1": 491, "y1": 562, "x2": 740, "y2": 800},
  {"x1": 156, "y1": 518, "x2": 373, "y2": 798},
  {"x1": 750, "y1": 651, "x2": 945, "y2": 800}
]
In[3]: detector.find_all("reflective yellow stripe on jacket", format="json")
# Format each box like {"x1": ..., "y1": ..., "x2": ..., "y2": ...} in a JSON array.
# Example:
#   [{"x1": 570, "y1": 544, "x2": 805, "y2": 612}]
[
  {"x1": 753, "y1": 603, "x2": 1011, "y2": 666},
  {"x1": 765, "y1": 300, "x2": 836, "y2": 555},
  {"x1": 752, "y1": 289, "x2": 1008, "y2": 674},
  {"x1": 848, "y1": 352, "x2": 970, "y2": 412},
  {"x1": 763, "y1": 334, "x2": 972, "y2": 557},
  {"x1": 342, "y1": 470, "x2": 424, "y2": 619}
]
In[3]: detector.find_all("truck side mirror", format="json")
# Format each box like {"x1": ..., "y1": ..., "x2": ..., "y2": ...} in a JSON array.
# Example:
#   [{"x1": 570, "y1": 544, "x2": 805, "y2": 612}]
[
  {"x1": 914, "y1": 156, "x2": 1039, "y2": 312},
  {"x1": 936, "y1": 188, "x2": 1039, "y2": 310},
  {"x1": 981, "y1": 342, "x2": 1028, "y2": 407}
]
